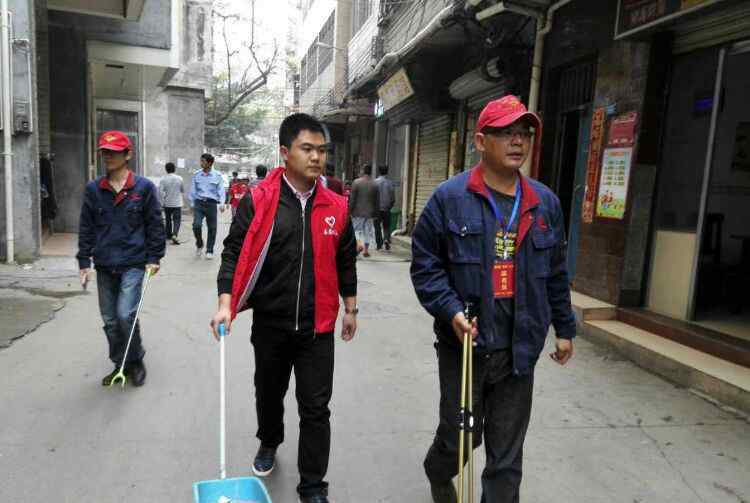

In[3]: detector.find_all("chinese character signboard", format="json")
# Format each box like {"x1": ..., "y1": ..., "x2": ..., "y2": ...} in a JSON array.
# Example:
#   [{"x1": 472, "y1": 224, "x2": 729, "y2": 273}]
[
  {"x1": 596, "y1": 148, "x2": 633, "y2": 220},
  {"x1": 377, "y1": 68, "x2": 415, "y2": 112},
  {"x1": 582, "y1": 107, "x2": 606, "y2": 224},
  {"x1": 607, "y1": 111, "x2": 638, "y2": 148},
  {"x1": 616, "y1": 0, "x2": 720, "y2": 38}
]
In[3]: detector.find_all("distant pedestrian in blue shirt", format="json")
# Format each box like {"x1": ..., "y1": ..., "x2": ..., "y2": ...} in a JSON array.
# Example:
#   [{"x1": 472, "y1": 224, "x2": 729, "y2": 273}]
[{"x1": 188, "y1": 153, "x2": 226, "y2": 259}]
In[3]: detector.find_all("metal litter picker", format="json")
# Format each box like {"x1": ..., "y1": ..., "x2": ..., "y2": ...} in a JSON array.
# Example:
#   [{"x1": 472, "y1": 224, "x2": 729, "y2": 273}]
[
  {"x1": 108, "y1": 268, "x2": 153, "y2": 388},
  {"x1": 457, "y1": 302, "x2": 475, "y2": 503},
  {"x1": 193, "y1": 323, "x2": 272, "y2": 503}
]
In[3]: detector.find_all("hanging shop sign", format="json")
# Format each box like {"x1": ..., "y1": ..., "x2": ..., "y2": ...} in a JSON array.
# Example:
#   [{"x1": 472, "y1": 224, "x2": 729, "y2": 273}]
[
  {"x1": 377, "y1": 68, "x2": 415, "y2": 112},
  {"x1": 607, "y1": 111, "x2": 638, "y2": 148},
  {"x1": 582, "y1": 107, "x2": 606, "y2": 224},
  {"x1": 616, "y1": 0, "x2": 722, "y2": 39},
  {"x1": 596, "y1": 147, "x2": 633, "y2": 220}
]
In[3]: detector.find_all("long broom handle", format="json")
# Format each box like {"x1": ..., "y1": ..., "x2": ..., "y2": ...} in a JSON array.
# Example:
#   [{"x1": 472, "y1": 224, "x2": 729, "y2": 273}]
[
  {"x1": 118, "y1": 270, "x2": 152, "y2": 374},
  {"x1": 220, "y1": 323, "x2": 227, "y2": 480},
  {"x1": 457, "y1": 330, "x2": 469, "y2": 503},
  {"x1": 468, "y1": 336, "x2": 474, "y2": 503}
]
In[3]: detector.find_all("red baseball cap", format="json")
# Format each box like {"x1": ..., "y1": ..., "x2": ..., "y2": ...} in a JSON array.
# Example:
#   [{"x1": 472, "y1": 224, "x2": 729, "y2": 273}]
[
  {"x1": 98, "y1": 130, "x2": 133, "y2": 152},
  {"x1": 476, "y1": 95, "x2": 541, "y2": 132}
]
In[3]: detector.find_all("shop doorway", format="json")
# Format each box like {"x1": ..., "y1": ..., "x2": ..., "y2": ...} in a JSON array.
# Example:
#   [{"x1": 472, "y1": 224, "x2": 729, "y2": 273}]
[
  {"x1": 648, "y1": 42, "x2": 750, "y2": 341},
  {"x1": 693, "y1": 44, "x2": 750, "y2": 340},
  {"x1": 549, "y1": 59, "x2": 595, "y2": 278},
  {"x1": 553, "y1": 108, "x2": 591, "y2": 277}
]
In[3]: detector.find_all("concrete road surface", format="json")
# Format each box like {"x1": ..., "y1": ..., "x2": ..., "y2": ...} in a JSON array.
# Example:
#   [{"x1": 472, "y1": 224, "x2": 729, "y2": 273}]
[{"x1": 1, "y1": 214, "x2": 749, "y2": 503}]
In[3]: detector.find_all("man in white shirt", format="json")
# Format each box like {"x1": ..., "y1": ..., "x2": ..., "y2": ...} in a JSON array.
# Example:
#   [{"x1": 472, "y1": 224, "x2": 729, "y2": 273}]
[{"x1": 159, "y1": 162, "x2": 184, "y2": 245}]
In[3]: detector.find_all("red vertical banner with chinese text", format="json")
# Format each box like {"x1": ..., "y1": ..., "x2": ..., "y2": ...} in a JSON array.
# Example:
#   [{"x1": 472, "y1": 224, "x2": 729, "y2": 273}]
[{"x1": 582, "y1": 107, "x2": 606, "y2": 224}]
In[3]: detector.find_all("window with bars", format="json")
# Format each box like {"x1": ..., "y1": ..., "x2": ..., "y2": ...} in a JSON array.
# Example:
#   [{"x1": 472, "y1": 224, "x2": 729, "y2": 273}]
[
  {"x1": 300, "y1": 11, "x2": 336, "y2": 95},
  {"x1": 352, "y1": 0, "x2": 373, "y2": 35},
  {"x1": 318, "y1": 12, "x2": 335, "y2": 72},
  {"x1": 300, "y1": 56, "x2": 308, "y2": 94},
  {"x1": 306, "y1": 43, "x2": 317, "y2": 93}
]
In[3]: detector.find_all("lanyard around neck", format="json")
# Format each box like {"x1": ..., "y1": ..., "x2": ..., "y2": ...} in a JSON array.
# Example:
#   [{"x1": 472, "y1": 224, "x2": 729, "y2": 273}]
[{"x1": 486, "y1": 183, "x2": 521, "y2": 233}]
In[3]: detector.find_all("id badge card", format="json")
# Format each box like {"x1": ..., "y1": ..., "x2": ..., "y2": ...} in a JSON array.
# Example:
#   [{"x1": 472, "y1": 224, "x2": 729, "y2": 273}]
[{"x1": 493, "y1": 260, "x2": 515, "y2": 298}]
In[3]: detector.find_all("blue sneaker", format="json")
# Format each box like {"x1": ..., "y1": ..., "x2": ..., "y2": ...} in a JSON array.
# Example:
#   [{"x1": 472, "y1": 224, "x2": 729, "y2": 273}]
[{"x1": 251, "y1": 445, "x2": 276, "y2": 477}]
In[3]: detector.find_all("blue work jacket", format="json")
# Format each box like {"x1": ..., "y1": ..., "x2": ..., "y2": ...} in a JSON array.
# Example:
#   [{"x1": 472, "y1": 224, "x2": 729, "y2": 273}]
[
  {"x1": 77, "y1": 171, "x2": 165, "y2": 270},
  {"x1": 410, "y1": 164, "x2": 576, "y2": 375}
]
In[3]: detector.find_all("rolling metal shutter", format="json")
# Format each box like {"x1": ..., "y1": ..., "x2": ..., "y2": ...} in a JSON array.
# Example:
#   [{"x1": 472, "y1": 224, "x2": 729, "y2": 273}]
[
  {"x1": 673, "y1": 2, "x2": 750, "y2": 54},
  {"x1": 414, "y1": 115, "x2": 451, "y2": 220}
]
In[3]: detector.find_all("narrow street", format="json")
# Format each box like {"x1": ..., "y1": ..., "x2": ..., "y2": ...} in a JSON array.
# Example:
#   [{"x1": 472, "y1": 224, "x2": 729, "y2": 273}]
[{"x1": 1, "y1": 214, "x2": 749, "y2": 503}]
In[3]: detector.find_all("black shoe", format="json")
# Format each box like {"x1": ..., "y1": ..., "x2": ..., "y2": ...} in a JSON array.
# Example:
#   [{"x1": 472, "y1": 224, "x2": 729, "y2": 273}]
[
  {"x1": 101, "y1": 367, "x2": 120, "y2": 386},
  {"x1": 298, "y1": 495, "x2": 329, "y2": 503},
  {"x1": 385, "y1": 241, "x2": 391, "y2": 251},
  {"x1": 171, "y1": 237, "x2": 180, "y2": 245},
  {"x1": 430, "y1": 480, "x2": 457, "y2": 503},
  {"x1": 126, "y1": 360, "x2": 147, "y2": 387},
  {"x1": 252, "y1": 445, "x2": 276, "y2": 477}
]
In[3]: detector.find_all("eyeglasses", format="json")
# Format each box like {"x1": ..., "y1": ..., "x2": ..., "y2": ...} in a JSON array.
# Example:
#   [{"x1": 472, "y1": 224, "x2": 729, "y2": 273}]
[{"x1": 486, "y1": 129, "x2": 533, "y2": 141}]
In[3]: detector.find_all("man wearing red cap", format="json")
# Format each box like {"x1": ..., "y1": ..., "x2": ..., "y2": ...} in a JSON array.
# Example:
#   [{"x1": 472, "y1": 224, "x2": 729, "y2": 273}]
[
  {"x1": 77, "y1": 130, "x2": 165, "y2": 387},
  {"x1": 411, "y1": 95, "x2": 576, "y2": 502}
]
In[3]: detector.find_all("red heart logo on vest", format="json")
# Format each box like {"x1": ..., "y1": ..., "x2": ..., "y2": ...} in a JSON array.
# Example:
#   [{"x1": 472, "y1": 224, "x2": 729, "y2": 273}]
[{"x1": 325, "y1": 216, "x2": 336, "y2": 228}]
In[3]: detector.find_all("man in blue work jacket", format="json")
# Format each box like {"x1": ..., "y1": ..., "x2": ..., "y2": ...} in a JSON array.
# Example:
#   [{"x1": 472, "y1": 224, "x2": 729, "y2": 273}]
[
  {"x1": 77, "y1": 131, "x2": 165, "y2": 387},
  {"x1": 411, "y1": 95, "x2": 576, "y2": 503},
  {"x1": 188, "y1": 153, "x2": 226, "y2": 259}
]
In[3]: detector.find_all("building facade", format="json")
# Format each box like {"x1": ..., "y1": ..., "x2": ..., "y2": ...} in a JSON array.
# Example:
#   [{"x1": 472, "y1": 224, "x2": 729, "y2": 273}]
[{"x1": 0, "y1": 0, "x2": 213, "y2": 262}]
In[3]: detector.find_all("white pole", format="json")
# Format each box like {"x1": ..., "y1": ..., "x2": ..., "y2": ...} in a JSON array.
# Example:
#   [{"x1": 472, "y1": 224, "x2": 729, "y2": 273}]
[
  {"x1": 1, "y1": 1, "x2": 13, "y2": 263},
  {"x1": 219, "y1": 325, "x2": 226, "y2": 480},
  {"x1": 528, "y1": 17, "x2": 545, "y2": 114}
]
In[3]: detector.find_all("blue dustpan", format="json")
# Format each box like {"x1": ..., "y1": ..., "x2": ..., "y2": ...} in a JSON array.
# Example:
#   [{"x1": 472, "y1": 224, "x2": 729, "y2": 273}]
[
  {"x1": 194, "y1": 324, "x2": 272, "y2": 503},
  {"x1": 193, "y1": 476, "x2": 271, "y2": 503}
]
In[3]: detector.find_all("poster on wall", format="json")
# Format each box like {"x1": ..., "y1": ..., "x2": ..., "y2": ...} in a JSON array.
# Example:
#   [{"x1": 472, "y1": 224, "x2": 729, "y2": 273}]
[
  {"x1": 607, "y1": 111, "x2": 638, "y2": 147},
  {"x1": 731, "y1": 121, "x2": 750, "y2": 172},
  {"x1": 582, "y1": 107, "x2": 606, "y2": 223},
  {"x1": 596, "y1": 147, "x2": 633, "y2": 220}
]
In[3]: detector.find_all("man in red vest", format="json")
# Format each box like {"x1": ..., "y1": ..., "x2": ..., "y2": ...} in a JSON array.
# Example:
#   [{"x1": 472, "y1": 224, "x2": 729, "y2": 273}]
[{"x1": 210, "y1": 113, "x2": 358, "y2": 503}]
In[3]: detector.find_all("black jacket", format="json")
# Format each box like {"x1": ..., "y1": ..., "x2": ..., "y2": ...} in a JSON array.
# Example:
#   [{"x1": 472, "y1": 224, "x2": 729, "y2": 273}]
[{"x1": 218, "y1": 181, "x2": 357, "y2": 332}]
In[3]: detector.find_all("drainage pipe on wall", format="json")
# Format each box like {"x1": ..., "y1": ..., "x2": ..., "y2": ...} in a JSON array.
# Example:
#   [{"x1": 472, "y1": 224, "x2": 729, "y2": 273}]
[{"x1": 1, "y1": 0, "x2": 13, "y2": 263}]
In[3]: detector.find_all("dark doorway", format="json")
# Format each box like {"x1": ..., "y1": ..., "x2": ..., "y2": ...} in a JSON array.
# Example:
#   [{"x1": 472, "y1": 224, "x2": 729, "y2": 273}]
[{"x1": 555, "y1": 110, "x2": 581, "y2": 236}]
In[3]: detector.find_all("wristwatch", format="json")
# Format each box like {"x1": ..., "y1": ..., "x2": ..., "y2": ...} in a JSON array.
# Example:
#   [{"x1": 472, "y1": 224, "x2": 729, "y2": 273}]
[{"x1": 345, "y1": 306, "x2": 359, "y2": 315}]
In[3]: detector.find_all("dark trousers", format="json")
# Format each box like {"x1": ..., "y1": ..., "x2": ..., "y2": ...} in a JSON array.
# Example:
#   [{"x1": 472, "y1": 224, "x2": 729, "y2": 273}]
[
  {"x1": 192, "y1": 199, "x2": 218, "y2": 252},
  {"x1": 424, "y1": 342, "x2": 534, "y2": 503},
  {"x1": 96, "y1": 267, "x2": 146, "y2": 365},
  {"x1": 164, "y1": 207, "x2": 181, "y2": 239},
  {"x1": 251, "y1": 323, "x2": 335, "y2": 497},
  {"x1": 374, "y1": 210, "x2": 391, "y2": 249}
]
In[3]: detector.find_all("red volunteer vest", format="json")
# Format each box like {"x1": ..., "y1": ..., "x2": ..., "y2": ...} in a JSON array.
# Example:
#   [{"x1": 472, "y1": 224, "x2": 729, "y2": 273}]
[{"x1": 230, "y1": 167, "x2": 349, "y2": 333}]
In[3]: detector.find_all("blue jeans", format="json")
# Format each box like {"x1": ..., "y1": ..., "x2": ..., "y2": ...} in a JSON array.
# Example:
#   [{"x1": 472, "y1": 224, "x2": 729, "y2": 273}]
[
  {"x1": 96, "y1": 267, "x2": 146, "y2": 365},
  {"x1": 193, "y1": 199, "x2": 218, "y2": 253}
]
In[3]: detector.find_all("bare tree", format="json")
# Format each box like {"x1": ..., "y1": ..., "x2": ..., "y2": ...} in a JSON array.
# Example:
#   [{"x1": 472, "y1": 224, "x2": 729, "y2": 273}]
[{"x1": 206, "y1": 0, "x2": 279, "y2": 127}]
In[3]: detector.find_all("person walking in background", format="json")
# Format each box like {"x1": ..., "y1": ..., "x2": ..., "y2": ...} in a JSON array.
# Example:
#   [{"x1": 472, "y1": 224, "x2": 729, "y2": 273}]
[
  {"x1": 228, "y1": 174, "x2": 250, "y2": 217},
  {"x1": 77, "y1": 131, "x2": 165, "y2": 387},
  {"x1": 188, "y1": 153, "x2": 226, "y2": 260},
  {"x1": 374, "y1": 164, "x2": 396, "y2": 251},
  {"x1": 322, "y1": 163, "x2": 344, "y2": 195},
  {"x1": 251, "y1": 164, "x2": 267, "y2": 188},
  {"x1": 211, "y1": 113, "x2": 358, "y2": 503},
  {"x1": 348, "y1": 164, "x2": 379, "y2": 257},
  {"x1": 159, "y1": 162, "x2": 183, "y2": 245}
]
